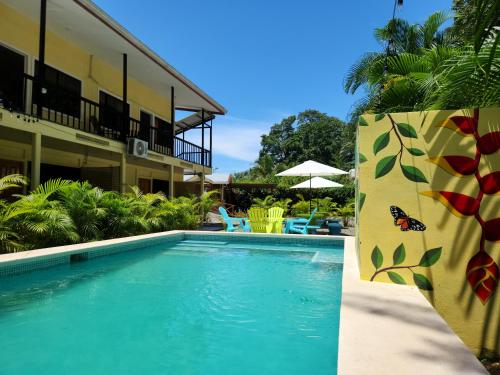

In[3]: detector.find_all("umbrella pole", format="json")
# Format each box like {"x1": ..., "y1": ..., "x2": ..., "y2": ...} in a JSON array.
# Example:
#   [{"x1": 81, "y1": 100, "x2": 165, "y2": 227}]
[{"x1": 309, "y1": 173, "x2": 312, "y2": 214}]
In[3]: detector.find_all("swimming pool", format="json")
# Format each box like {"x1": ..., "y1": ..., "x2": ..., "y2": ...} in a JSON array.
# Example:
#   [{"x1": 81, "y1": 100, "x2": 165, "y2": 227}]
[{"x1": 0, "y1": 233, "x2": 344, "y2": 374}]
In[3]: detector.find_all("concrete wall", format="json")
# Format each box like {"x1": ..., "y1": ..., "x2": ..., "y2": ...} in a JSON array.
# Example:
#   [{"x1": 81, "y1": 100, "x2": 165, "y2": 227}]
[{"x1": 356, "y1": 107, "x2": 499, "y2": 355}]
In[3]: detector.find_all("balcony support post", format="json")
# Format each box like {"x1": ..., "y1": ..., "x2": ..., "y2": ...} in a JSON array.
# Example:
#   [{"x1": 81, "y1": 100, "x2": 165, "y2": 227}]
[
  {"x1": 169, "y1": 164, "x2": 174, "y2": 199},
  {"x1": 209, "y1": 120, "x2": 212, "y2": 168},
  {"x1": 31, "y1": 132, "x2": 41, "y2": 190},
  {"x1": 122, "y1": 53, "x2": 128, "y2": 141},
  {"x1": 120, "y1": 152, "x2": 127, "y2": 193},
  {"x1": 201, "y1": 108, "x2": 205, "y2": 166},
  {"x1": 170, "y1": 86, "x2": 175, "y2": 155},
  {"x1": 37, "y1": 0, "x2": 47, "y2": 117},
  {"x1": 200, "y1": 172, "x2": 205, "y2": 196}
]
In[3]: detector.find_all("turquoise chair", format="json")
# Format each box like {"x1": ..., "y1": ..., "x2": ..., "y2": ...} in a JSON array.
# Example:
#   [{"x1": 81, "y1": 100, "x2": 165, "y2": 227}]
[
  {"x1": 285, "y1": 208, "x2": 320, "y2": 235},
  {"x1": 219, "y1": 207, "x2": 250, "y2": 232}
]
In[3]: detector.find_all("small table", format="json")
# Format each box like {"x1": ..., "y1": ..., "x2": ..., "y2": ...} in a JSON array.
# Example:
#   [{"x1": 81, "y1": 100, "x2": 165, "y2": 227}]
[{"x1": 314, "y1": 228, "x2": 330, "y2": 235}]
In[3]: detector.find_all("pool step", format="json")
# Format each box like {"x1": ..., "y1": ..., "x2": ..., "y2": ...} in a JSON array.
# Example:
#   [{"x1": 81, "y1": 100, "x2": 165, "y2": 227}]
[
  {"x1": 311, "y1": 251, "x2": 341, "y2": 264},
  {"x1": 181, "y1": 240, "x2": 228, "y2": 246}
]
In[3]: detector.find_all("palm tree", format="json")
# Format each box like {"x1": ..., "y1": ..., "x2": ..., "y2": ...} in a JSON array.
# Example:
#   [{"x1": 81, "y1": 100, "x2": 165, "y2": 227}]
[
  {"x1": 0, "y1": 174, "x2": 29, "y2": 252},
  {"x1": 59, "y1": 181, "x2": 107, "y2": 242},
  {"x1": 13, "y1": 179, "x2": 79, "y2": 250},
  {"x1": 344, "y1": 11, "x2": 452, "y2": 97},
  {"x1": 196, "y1": 190, "x2": 220, "y2": 223}
]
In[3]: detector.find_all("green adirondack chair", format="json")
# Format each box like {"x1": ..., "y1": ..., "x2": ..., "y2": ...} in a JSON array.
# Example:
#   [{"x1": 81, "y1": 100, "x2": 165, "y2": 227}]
[
  {"x1": 268, "y1": 207, "x2": 285, "y2": 233},
  {"x1": 248, "y1": 207, "x2": 273, "y2": 233}
]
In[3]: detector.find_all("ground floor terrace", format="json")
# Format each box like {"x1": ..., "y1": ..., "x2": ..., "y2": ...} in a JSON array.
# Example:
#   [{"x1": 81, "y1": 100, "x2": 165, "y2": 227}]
[{"x1": 0, "y1": 105, "x2": 211, "y2": 196}]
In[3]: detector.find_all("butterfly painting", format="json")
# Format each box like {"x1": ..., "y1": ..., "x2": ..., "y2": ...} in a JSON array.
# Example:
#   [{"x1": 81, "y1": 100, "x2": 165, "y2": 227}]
[{"x1": 390, "y1": 206, "x2": 426, "y2": 232}]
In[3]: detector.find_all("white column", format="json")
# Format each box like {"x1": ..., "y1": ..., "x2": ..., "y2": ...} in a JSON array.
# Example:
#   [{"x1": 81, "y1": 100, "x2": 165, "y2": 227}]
[
  {"x1": 169, "y1": 164, "x2": 174, "y2": 199},
  {"x1": 31, "y1": 132, "x2": 41, "y2": 190},
  {"x1": 120, "y1": 152, "x2": 127, "y2": 193}
]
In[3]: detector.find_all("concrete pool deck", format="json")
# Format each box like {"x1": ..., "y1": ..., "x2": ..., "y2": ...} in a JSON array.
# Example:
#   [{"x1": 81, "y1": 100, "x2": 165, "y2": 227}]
[
  {"x1": 0, "y1": 230, "x2": 488, "y2": 373},
  {"x1": 339, "y1": 236, "x2": 487, "y2": 374}
]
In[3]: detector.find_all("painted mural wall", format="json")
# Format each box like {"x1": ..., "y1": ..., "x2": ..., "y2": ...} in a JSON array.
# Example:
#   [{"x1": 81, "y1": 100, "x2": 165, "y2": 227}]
[{"x1": 356, "y1": 107, "x2": 499, "y2": 355}]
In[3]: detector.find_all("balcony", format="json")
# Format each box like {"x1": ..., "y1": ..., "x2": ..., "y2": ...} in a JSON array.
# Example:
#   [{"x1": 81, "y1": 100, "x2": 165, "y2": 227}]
[{"x1": 1, "y1": 73, "x2": 212, "y2": 168}]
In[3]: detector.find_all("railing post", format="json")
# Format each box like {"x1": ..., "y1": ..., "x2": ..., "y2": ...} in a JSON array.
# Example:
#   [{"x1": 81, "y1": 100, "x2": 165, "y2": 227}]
[
  {"x1": 37, "y1": 0, "x2": 47, "y2": 117},
  {"x1": 122, "y1": 53, "x2": 128, "y2": 142}
]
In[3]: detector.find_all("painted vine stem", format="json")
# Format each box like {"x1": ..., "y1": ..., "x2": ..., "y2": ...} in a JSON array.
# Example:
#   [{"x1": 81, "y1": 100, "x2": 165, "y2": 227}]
[
  {"x1": 368, "y1": 113, "x2": 428, "y2": 183},
  {"x1": 423, "y1": 109, "x2": 500, "y2": 304},
  {"x1": 370, "y1": 244, "x2": 442, "y2": 290}
]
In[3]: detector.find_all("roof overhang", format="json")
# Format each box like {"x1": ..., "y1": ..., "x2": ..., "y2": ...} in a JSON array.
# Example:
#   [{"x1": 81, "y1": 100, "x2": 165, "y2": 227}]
[
  {"x1": 175, "y1": 111, "x2": 215, "y2": 134},
  {"x1": 3, "y1": 0, "x2": 227, "y2": 115}
]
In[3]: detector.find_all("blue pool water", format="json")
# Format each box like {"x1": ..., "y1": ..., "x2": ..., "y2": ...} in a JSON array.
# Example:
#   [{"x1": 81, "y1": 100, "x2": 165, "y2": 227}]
[{"x1": 0, "y1": 238, "x2": 343, "y2": 374}]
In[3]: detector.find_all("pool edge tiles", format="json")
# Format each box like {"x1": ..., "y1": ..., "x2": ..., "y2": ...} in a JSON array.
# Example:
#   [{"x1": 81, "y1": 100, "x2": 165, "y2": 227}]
[
  {"x1": 0, "y1": 231, "x2": 185, "y2": 277},
  {"x1": 0, "y1": 231, "x2": 345, "y2": 278}
]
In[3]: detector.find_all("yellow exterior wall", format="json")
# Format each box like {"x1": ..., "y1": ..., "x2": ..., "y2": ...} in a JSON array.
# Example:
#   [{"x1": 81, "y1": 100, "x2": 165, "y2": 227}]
[
  {"x1": 356, "y1": 107, "x2": 500, "y2": 355},
  {"x1": 0, "y1": 3, "x2": 213, "y2": 188},
  {"x1": 0, "y1": 2, "x2": 171, "y2": 122}
]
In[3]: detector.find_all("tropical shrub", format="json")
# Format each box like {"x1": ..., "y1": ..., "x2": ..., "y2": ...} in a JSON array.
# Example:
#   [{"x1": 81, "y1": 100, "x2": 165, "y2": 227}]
[
  {"x1": 196, "y1": 190, "x2": 220, "y2": 223},
  {"x1": 333, "y1": 202, "x2": 355, "y2": 227},
  {"x1": 0, "y1": 175, "x2": 204, "y2": 253}
]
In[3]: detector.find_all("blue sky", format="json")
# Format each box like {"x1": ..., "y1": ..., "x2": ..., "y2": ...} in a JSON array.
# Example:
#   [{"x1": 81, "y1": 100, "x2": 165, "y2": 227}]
[{"x1": 95, "y1": 0, "x2": 452, "y2": 173}]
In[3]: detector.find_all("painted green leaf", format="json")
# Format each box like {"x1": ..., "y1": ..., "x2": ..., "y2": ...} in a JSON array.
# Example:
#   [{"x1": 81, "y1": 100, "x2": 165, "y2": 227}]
[
  {"x1": 396, "y1": 123, "x2": 418, "y2": 138},
  {"x1": 359, "y1": 192, "x2": 366, "y2": 211},
  {"x1": 375, "y1": 155, "x2": 397, "y2": 179},
  {"x1": 375, "y1": 113, "x2": 385, "y2": 122},
  {"x1": 401, "y1": 165, "x2": 428, "y2": 183},
  {"x1": 373, "y1": 132, "x2": 390, "y2": 155},
  {"x1": 419, "y1": 247, "x2": 442, "y2": 267},
  {"x1": 413, "y1": 273, "x2": 433, "y2": 291},
  {"x1": 359, "y1": 153, "x2": 367, "y2": 163},
  {"x1": 393, "y1": 243, "x2": 406, "y2": 265},
  {"x1": 358, "y1": 116, "x2": 368, "y2": 126},
  {"x1": 407, "y1": 148, "x2": 425, "y2": 156},
  {"x1": 371, "y1": 246, "x2": 383, "y2": 269},
  {"x1": 388, "y1": 271, "x2": 406, "y2": 285}
]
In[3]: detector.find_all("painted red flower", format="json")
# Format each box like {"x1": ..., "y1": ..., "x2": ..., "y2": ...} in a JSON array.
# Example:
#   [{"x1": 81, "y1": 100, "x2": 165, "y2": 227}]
[
  {"x1": 430, "y1": 156, "x2": 479, "y2": 176},
  {"x1": 466, "y1": 252, "x2": 499, "y2": 304},
  {"x1": 421, "y1": 191, "x2": 480, "y2": 216},
  {"x1": 480, "y1": 172, "x2": 500, "y2": 195},
  {"x1": 477, "y1": 131, "x2": 500, "y2": 155},
  {"x1": 442, "y1": 116, "x2": 477, "y2": 135},
  {"x1": 484, "y1": 218, "x2": 500, "y2": 242}
]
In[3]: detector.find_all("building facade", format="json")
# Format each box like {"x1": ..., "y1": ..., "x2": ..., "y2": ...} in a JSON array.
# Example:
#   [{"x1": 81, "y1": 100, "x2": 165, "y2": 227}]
[{"x1": 0, "y1": 0, "x2": 226, "y2": 196}]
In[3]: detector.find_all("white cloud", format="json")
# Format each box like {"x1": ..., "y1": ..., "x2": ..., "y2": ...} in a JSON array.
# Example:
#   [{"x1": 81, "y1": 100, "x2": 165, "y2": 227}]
[{"x1": 183, "y1": 115, "x2": 282, "y2": 163}]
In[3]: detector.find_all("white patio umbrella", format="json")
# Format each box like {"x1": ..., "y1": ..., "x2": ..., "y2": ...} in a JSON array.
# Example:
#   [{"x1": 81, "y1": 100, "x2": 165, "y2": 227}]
[
  {"x1": 275, "y1": 160, "x2": 348, "y2": 177},
  {"x1": 291, "y1": 177, "x2": 343, "y2": 212},
  {"x1": 290, "y1": 177, "x2": 344, "y2": 189},
  {"x1": 276, "y1": 160, "x2": 348, "y2": 213}
]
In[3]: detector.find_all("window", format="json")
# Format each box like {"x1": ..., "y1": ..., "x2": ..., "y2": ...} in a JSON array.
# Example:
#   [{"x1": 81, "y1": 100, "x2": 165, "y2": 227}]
[
  {"x1": 99, "y1": 91, "x2": 128, "y2": 132},
  {"x1": 0, "y1": 45, "x2": 25, "y2": 111},
  {"x1": 34, "y1": 62, "x2": 81, "y2": 117},
  {"x1": 139, "y1": 110, "x2": 152, "y2": 142},
  {"x1": 154, "y1": 117, "x2": 172, "y2": 149}
]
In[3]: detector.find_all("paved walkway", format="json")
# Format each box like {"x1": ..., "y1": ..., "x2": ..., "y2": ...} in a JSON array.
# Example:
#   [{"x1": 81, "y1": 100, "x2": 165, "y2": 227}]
[{"x1": 338, "y1": 236, "x2": 488, "y2": 375}]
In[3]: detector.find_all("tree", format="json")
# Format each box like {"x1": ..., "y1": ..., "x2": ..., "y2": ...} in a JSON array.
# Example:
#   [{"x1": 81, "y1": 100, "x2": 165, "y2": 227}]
[
  {"x1": 234, "y1": 110, "x2": 353, "y2": 182},
  {"x1": 344, "y1": 11, "x2": 453, "y2": 97},
  {"x1": 345, "y1": 6, "x2": 500, "y2": 116}
]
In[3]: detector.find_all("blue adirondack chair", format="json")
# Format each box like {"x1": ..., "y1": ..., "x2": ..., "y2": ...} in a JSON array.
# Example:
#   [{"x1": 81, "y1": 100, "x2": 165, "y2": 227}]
[
  {"x1": 286, "y1": 208, "x2": 320, "y2": 235},
  {"x1": 219, "y1": 207, "x2": 250, "y2": 232}
]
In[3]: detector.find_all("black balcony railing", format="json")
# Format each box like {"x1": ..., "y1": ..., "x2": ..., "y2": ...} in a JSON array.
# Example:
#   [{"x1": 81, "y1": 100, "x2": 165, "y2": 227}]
[
  {"x1": 174, "y1": 136, "x2": 211, "y2": 166},
  {"x1": 1, "y1": 73, "x2": 211, "y2": 167}
]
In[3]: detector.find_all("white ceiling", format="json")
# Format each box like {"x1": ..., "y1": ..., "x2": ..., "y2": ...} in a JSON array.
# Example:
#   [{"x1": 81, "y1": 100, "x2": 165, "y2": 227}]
[{"x1": 2, "y1": 0, "x2": 226, "y2": 115}]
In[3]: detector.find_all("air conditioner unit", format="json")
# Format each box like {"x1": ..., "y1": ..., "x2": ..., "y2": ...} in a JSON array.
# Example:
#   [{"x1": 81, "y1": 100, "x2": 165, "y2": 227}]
[{"x1": 127, "y1": 138, "x2": 148, "y2": 158}]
